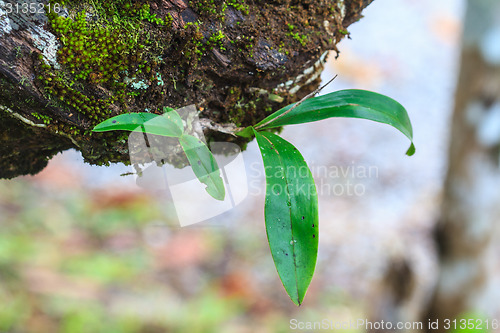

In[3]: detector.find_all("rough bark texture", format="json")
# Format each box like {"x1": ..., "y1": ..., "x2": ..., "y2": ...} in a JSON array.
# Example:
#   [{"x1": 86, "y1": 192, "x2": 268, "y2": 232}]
[
  {"x1": 0, "y1": 0, "x2": 372, "y2": 179},
  {"x1": 426, "y1": 0, "x2": 500, "y2": 329}
]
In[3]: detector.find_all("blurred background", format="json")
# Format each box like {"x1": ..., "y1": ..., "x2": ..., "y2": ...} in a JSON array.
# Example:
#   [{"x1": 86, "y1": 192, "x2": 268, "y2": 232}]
[{"x1": 5, "y1": 0, "x2": 500, "y2": 332}]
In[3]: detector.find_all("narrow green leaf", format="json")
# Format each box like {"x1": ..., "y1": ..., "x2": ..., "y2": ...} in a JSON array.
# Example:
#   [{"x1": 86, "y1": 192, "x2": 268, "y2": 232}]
[
  {"x1": 179, "y1": 134, "x2": 225, "y2": 201},
  {"x1": 254, "y1": 129, "x2": 318, "y2": 306},
  {"x1": 239, "y1": 89, "x2": 415, "y2": 155},
  {"x1": 93, "y1": 113, "x2": 158, "y2": 132},
  {"x1": 92, "y1": 112, "x2": 183, "y2": 137}
]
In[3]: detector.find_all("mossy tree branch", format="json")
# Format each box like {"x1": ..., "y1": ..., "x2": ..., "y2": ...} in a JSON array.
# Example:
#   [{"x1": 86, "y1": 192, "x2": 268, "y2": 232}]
[{"x1": 0, "y1": 0, "x2": 372, "y2": 178}]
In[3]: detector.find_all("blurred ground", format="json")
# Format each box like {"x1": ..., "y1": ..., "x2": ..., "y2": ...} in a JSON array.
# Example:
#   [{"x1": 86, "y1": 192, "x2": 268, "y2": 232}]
[{"x1": 0, "y1": 0, "x2": 466, "y2": 332}]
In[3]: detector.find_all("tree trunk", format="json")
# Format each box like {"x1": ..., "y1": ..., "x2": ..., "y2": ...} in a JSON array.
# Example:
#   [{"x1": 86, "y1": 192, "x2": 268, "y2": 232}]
[
  {"x1": 0, "y1": 0, "x2": 372, "y2": 179},
  {"x1": 426, "y1": 0, "x2": 500, "y2": 329}
]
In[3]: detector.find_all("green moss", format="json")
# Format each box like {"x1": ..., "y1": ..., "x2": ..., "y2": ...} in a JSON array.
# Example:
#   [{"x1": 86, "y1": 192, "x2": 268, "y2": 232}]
[
  {"x1": 191, "y1": 0, "x2": 249, "y2": 18},
  {"x1": 287, "y1": 23, "x2": 308, "y2": 46},
  {"x1": 31, "y1": 112, "x2": 53, "y2": 125},
  {"x1": 36, "y1": 0, "x2": 179, "y2": 136},
  {"x1": 208, "y1": 30, "x2": 226, "y2": 51},
  {"x1": 227, "y1": 0, "x2": 249, "y2": 15},
  {"x1": 192, "y1": 0, "x2": 226, "y2": 19},
  {"x1": 226, "y1": 87, "x2": 281, "y2": 127}
]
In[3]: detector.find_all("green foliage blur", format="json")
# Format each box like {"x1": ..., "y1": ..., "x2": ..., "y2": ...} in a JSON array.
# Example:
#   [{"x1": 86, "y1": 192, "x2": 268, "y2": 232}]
[
  {"x1": 0, "y1": 170, "x2": 360, "y2": 333},
  {"x1": 0, "y1": 178, "x2": 242, "y2": 333}
]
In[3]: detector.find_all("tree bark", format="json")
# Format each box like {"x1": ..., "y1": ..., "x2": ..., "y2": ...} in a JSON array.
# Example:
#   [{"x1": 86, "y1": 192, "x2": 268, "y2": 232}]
[
  {"x1": 426, "y1": 0, "x2": 500, "y2": 329},
  {"x1": 0, "y1": 0, "x2": 372, "y2": 179}
]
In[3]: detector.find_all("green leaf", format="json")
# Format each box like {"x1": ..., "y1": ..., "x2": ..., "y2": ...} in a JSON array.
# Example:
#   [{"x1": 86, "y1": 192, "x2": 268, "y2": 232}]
[
  {"x1": 163, "y1": 107, "x2": 184, "y2": 132},
  {"x1": 179, "y1": 134, "x2": 225, "y2": 201},
  {"x1": 239, "y1": 89, "x2": 415, "y2": 156},
  {"x1": 92, "y1": 112, "x2": 183, "y2": 137},
  {"x1": 254, "y1": 129, "x2": 318, "y2": 306},
  {"x1": 93, "y1": 110, "x2": 224, "y2": 200},
  {"x1": 236, "y1": 126, "x2": 254, "y2": 138}
]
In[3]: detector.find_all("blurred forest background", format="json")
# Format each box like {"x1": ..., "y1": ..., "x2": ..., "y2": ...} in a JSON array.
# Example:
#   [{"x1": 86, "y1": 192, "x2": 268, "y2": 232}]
[{"x1": 4, "y1": 0, "x2": 500, "y2": 332}]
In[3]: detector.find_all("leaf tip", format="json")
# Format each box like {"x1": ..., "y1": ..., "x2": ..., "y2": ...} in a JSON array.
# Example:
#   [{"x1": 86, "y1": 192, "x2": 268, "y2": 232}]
[
  {"x1": 406, "y1": 143, "x2": 416, "y2": 156},
  {"x1": 289, "y1": 293, "x2": 304, "y2": 306},
  {"x1": 208, "y1": 188, "x2": 225, "y2": 201},
  {"x1": 92, "y1": 124, "x2": 105, "y2": 132}
]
